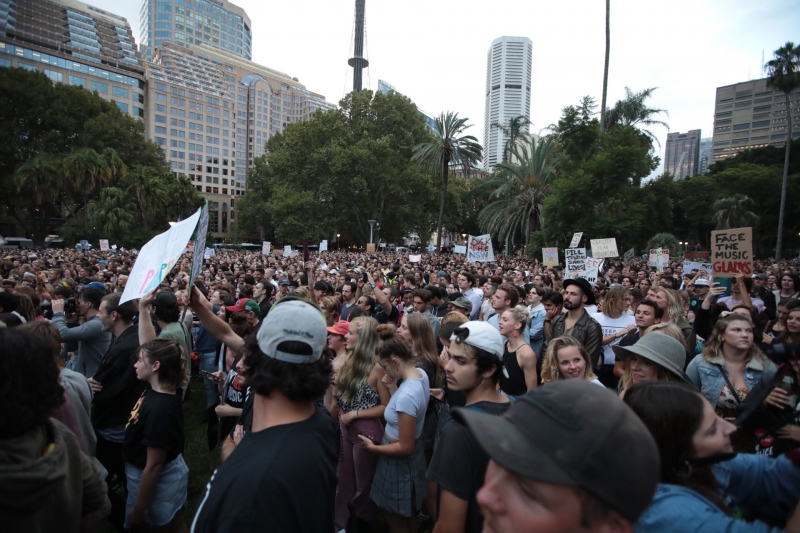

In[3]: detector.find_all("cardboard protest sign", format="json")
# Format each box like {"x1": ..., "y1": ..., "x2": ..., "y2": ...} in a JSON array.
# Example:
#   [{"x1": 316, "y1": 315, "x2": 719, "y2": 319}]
[
  {"x1": 187, "y1": 203, "x2": 209, "y2": 296},
  {"x1": 99, "y1": 239, "x2": 110, "y2": 251},
  {"x1": 590, "y1": 238, "x2": 618, "y2": 258},
  {"x1": 284, "y1": 245, "x2": 292, "y2": 254},
  {"x1": 467, "y1": 234, "x2": 495, "y2": 262},
  {"x1": 542, "y1": 247, "x2": 558, "y2": 267},
  {"x1": 262, "y1": 241, "x2": 271, "y2": 255},
  {"x1": 569, "y1": 232, "x2": 583, "y2": 248},
  {"x1": 649, "y1": 249, "x2": 669, "y2": 268},
  {"x1": 623, "y1": 248, "x2": 635, "y2": 266},
  {"x1": 80, "y1": 240, "x2": 90, "y2": 250},
  {"x1": 453, "y1": 245, "x2": 466, "y2": 255},
  {"x1": 204, "y1": 247, "x2": 215, "y2": 259},
  {"x1": 579, "y1": 267, "x2": 599, "y2": 284},
  {"x1": 366, "y1": 243, "x2": 376, "y2": 254},
  {"x1": 409, "y1": 254, "x2": 421, "y2": 263},
  {"x1": 710, "y1": 227, "x2": 753, "y2": 278},
  {"x1": 120, "y1": 208, "x2": 202, "y2": 304},
  {"x1": 585, "y1": 258, "x2": 604, "y2": 271},
  {"x1": 565, "y1": 248, "x2": 586, "y2": 276},
  {"x1": 683, "y1": 261, "x2": 713, "y2": 274},
  {"x1": 319, "y1": 240, "x2": 328, "y2": 252}
]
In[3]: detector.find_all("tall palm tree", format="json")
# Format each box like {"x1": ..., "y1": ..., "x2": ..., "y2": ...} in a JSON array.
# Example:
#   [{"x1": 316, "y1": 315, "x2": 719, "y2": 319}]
[
  {"x1": 89, "y1": 187, "x2": 137, "y2": 241},
  {"x1": 491, "y1": 115, "x2": 532, "y2": 164},
  {"x1": 63, "y1": 148, "x2": 111, "y2": 227},
  {"x1": 605, "y1": 87, "x2": 669, "y2": 146},
  {"x1": 101, "y1": 147, "x2": 127, "y2": 183},
  {"x1": 15, "y1": 155, "x2": 61, "y2": 206},
  {"x1": 712, "y1": 195, "x2": 760, "y2": 230},
  {"x1": 478, "y1": 136, "x2": 558, "y2": 248},
  {"x1": 124, "y1": 165, "x2": 167, "y2": 229},
  {"x1": 600, "y1": 0, "x2": 610, "y2": 132},
  {"x1": 413, "y1": 111, "x2": 482, "y2": 251},
  {"x1": 765, "y1": 41, "x2": 800, "y2": 259}
]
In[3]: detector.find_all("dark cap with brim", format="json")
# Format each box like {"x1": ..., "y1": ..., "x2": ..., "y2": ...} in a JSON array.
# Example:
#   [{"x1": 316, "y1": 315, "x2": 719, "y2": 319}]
[
  {"x1": 453, "y1": 380, "x2": 660, "y2": 523},
  {"x1": 563, "y1": 278, "x2": 597, "y2": 305}
]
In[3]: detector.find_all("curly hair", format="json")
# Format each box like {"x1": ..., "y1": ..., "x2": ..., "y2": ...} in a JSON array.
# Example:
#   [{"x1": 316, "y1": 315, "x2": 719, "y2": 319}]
[
  {"x1": 0, "y1": 328, "x2": 65, "y2": 438},
  {"x1": 541, "y1": 335, "x2": 597, "y2": 384},
  {"x1": 701, "y1": 314, "x2": 766, "y2": 365},
  {"x1": 336, "y1": 316, "x2": 379, "y2": 403},
  {"x1": 241, "y1": 334, "x2": 331, "y2": 402}
]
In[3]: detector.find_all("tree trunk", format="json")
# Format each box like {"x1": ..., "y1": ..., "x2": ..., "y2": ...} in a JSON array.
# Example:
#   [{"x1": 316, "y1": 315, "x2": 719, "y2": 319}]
[
  {"x1": 436, "y1": 158, "x2": 449, "y2": 252},
  {"x1": 599, "y1": 0, "x2": 610, "y2": 131},
  {"x1": 775, "y1": 91, "x2": 792, "y2": 259}
]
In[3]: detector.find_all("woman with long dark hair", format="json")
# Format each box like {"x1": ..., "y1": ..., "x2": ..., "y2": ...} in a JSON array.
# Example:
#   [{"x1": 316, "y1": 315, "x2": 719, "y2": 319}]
[{"x1": 624, "y1": 381, "x2": 800, "y2": 532}]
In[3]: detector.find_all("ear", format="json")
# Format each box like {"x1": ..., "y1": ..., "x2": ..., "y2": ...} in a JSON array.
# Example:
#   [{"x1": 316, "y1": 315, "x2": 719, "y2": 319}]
[{"x1": 151, "y1": 360, "x2": 161, "y2": 373}]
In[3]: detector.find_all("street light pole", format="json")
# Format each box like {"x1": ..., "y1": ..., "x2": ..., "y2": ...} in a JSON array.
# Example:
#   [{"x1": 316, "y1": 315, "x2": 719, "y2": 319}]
[{"x1": 368, "y1": 220, "x2": 377, "y2": 245}]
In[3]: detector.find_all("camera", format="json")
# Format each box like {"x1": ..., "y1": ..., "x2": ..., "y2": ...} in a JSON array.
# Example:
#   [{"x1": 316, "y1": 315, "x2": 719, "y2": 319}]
[{"x1": 64, "y1": 297, "x2": 77, "y2": 314}]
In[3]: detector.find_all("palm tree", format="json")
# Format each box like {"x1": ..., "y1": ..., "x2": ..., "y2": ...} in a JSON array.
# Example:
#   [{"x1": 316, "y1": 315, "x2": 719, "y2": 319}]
[
  {"x1": 63, "y1": 148, "x2": 112, "y2": 227},
  {"x1": 89, "y1": 187, "x2": 137, "y2": 241},
  {"x1": 599, "y1": 0, "x2": 610, "y2": 132},
  {"x1": 412, "y1": 111, "x2": 483, "y2": 252},
  {"x1": 101, "y1": 147, "x2": 127, "y2": 183},
  {"x1": 491, "y1": 115, "x2": 532, "y2": 164},
  {"x1": 712, "y1": 195, "x2": 760, "y2": 230},
  {"x1": 605, "y1": 87, "x2": 669, "y2": 146},
  {"x1": 124, "y1": 165, "x2": 167, "y2": 229},
  {"x1": 478, "y1": 136, "x2": 558, "y2": 248},
  {"x1": 765, "y1": 41, "x2": 800, "y2": 259},
  {"x1": 15, "y1": 155, "x2": 61, "y2": 206}
]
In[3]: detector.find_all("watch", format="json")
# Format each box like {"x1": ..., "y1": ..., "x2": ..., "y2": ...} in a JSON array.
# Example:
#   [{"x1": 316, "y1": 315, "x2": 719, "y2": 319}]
[{"x1": 370, "y1": 283, "x2": 376, "y2": 289}]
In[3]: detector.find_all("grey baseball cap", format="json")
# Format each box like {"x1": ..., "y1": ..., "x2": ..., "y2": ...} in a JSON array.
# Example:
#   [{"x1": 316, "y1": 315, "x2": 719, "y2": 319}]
[
  {"x1": 256, "y1": 299, "x2": 327, "y2": 363},
  {"x1": 454, "y1": 380, "x2": 660, "y2": 523},
  {"x1": 612, "y1": 333, "x2": 690, "y2": 383}
]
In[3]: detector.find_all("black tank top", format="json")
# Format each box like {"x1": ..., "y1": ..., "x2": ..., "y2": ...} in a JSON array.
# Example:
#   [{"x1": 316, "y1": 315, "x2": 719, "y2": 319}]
[{"x1": 500, "y1": 342, "x2": 528, "y2": 396}]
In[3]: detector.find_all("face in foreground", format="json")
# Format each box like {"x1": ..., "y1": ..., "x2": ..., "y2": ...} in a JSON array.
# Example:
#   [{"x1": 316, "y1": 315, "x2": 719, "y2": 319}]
[{"x1": 556, "y1": 345, "x2": 586, "y2": 381}]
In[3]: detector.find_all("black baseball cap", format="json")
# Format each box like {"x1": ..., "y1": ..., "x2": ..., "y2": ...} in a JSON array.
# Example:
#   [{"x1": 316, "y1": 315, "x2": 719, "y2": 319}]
[{"x1": 453, "y1": 380, "x2": 659, "y2": 523}]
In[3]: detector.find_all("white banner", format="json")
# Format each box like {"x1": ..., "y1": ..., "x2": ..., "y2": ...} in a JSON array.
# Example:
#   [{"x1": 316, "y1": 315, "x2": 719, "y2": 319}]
[
  {"x1": 319, "y1": 240, "x2": 328, "y2": 252},
  {"x1": 585, "y1": 258, "x2": 604, "y2": 270},
  {"x1": 590, "y1": 238, "x2": 618, "y2": 258},
  {"x1": 467, "y1": 234, "x2": 495, "y2": 263},
  {"x1": 188, "y1": 203, "x2": 209, "y2": 296},
  {"x1": 262, "y1": 241, "x2": 271, "y2": 255},
  {"x1": 569, "y1": 232, "x2": 583, "y2": 248},
  {"x1": 204, "y1": 247, "x2": 215, "y2": 259},
  {"x1": 542, "y1": 247, "x2": 559, "y2": 267},
  {"x1": 579, "y1": 267, "x2": 599, "y2": 284},
  {"x1": 649, "y1": 248, "x2": 669, "y2": 267},
  {"x1": 409, "y1": 254, "x2": 421, "y2": 263},
  {"x1": 453, "y1": 245, "x2": 466, "y2": 255},
  {"x1": 120, "y1": 208, "x2": 201, "y2": 304},
  {"x1": 623, "y1": 248, "x2": 635, "y2": 266},
  {"x1": 99, "y1": 239, "x2": 109, "y2": 251},
  {"x1": 565, "y1": 248, "x2": 587, "y2": 276},
  {"x1": 683, "y1": 261, "x2": 713, "y2": 273}
]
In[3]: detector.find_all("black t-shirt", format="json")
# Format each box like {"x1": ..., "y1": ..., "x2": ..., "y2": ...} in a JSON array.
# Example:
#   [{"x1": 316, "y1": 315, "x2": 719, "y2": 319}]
[
  {"x1": 615, "y1": 332, "x2": 641, "y2": 358},
  {"x1": 123, "y1": 387, "x2": 184, "y2": 469},
  {"x1": 372, "y1": 304, "x2": 399, "y2": 325},
  {"x1": 427, "y1": 401, "x2": 512, "y2": 533},
  {"x1": 219, "y1": 356, "x2": 250, "y2": 439},
  {"x1": 192, "y1": 406, "x2": 338, "y2": 532}
]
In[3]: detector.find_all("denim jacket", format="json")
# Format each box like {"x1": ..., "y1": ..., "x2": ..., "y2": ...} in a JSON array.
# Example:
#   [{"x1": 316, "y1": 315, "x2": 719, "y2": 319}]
[
  {"x1": 685, "y1": 354, "x2": 778, "y2": 411},
  {"x1": 528, "y1": 304, "x2": 546, "y2": 355},
  {"x1": 635, "y1": 454, "x2": 800, "y2": 533}
]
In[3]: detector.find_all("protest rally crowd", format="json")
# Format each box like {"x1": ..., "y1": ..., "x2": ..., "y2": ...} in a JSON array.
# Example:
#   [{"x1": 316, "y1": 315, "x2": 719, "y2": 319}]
[{"x1": 2, "y1": 244, "x2": 800, "y2": 533}]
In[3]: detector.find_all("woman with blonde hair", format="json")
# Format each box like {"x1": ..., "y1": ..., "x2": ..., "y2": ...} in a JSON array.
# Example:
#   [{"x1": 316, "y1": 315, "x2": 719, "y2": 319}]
[
  {"x1": 320, "y1": 295, "x2": 341, "y2": 327},
  {"x1": 654, "y1": 288, "x2": 695, "y2": 352},
  {"x1": 442, "y1": 311, "x2": 468, "y2": 325},
  {"x1": 644, "y1": 323, "x2": 689, "y2": 352},
  {"x1": 686, "y1": 313, "x2": 777, "y2": 418},
  {"x1": 331, "y1": 316, "x2": 390, "y2": 531},
  {"x1": 540, "y1": 336, "x2": 600, "y2": 385},
  {"x1": 591, "y1": 286, "x2": 636, "y2": 387},
  {"x1": 614, "y1": 332, "x2": 691, "y2": 397},
  {"x1": 497, "y1": 305, "x2": 537, "y2": 394}
]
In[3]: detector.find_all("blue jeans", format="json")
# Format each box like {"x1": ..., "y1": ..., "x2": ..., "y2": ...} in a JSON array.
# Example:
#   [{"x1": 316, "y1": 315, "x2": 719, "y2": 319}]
[{"x1": 198, "y1": 351, "x2": 219, "y2": 408}]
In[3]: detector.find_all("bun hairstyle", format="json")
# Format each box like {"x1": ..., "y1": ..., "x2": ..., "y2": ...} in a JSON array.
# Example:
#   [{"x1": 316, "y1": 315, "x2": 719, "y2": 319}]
[
  {"x1": 376, "y1": 323, "x2": 414, "y2": 362},
  {"x1": 504, "y1": 305, "x2": 530, "y2": 334}
]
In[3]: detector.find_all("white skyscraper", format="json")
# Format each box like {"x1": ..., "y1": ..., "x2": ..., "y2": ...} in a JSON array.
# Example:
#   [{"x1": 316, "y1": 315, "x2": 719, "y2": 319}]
[{"x1": 483, "y1": 36, "x2": 532, "y2": 170}]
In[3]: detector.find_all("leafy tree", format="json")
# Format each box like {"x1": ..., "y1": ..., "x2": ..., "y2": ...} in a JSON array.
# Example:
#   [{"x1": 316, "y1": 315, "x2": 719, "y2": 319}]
[
  {"x1": 712, "y1": 195, "x2": 760, "y2": 230},
  {"x1": 551, "y1": 96, "x2": 602, "y2": 168},
  {"x1": 765, "y1": 41, "x2": 800, "y2": 258},
  {"x1": 413, "y1": 111, "x2": 483, "y2": 251},
  {"x1": 605, "y1": 87, "x2": 669, "y2": 150},
  {"x1": 479, "y1": 136, "x2": 559, "y2": 248},
  {"x1": 646, "y1": 232, "x2": 679, "y2": 251},
  {"x1": 491, "y1": 115, "x2": 532, "y2": 164},
  {"x1": 89, "y1": 188, "x2": 137, "y2": 241},
  {"x1": 123, "y1": 166, "x2": 167, "y2": 230},
  {"x1": 64, "y1": 148, "x2": 112, "y2": 228}
]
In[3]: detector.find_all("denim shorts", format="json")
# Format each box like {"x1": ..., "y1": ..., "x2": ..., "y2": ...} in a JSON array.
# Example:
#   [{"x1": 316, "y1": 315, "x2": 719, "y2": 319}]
[{"x1": 124, "y1": 454, "x2": 188, "y2": 527}]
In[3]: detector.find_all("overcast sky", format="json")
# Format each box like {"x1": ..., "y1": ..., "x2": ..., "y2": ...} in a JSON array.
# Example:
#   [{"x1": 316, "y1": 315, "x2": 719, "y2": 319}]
[{"x1": 103, "y1": 0, "x2": 799, "y2": 175}]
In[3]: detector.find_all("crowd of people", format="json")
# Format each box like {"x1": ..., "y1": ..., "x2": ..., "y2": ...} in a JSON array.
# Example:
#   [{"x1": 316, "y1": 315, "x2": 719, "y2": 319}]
[{"x1": 1, "y1": 245, "x2": 800, "y2": 533}]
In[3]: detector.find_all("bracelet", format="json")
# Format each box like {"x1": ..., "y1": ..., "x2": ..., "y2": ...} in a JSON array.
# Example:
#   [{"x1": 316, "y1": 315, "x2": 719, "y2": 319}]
[{"x1": 356, "y1": 410, "x2": 359, "y2": 418}]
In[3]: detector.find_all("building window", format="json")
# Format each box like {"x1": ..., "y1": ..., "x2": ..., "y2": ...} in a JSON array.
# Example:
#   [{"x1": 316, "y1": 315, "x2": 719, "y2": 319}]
[
  {"x1": 112, "y1": 86, "x2": 129, "y2": 99},
  {"x1": 44, "y1": 70, "x2": 63, "y2": 83},
  {"x1": 155, "y1": 93, "x2": 167, "y2": 101},
  {"x1": 69, "y1": 75, "x2": 86, "y2": 88},
  {"x1": 732, "y1": 123, "x2": 750, "y2": 131},
  {"x1": 115, "y1": 101, "x2": 129, "y2": 113},
  {"x1": 155, "y1": 137, "x2": 166, "y2": 145},
  {"x1": 92, "y1": 81, "x2": 108, "y2": 93},
  {"x1": 155, "y1": 115, "x2": 166, "y2": 123},
  {"x1": 17, "y1": 62, "x2": 37, "y2": 71}
]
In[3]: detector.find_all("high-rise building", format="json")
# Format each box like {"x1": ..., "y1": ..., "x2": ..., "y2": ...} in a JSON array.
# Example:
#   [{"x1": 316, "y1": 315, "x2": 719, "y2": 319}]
[
  {"x1": 711, "y1": 77, "x2": 800, "y2": 163},
  {"x1": 139, "y1": 0, "x2": 251, "y2": 63},
  {"x1": 698, "y1": 136, "x2": 712, "y2": 175},
  {"x1": 147, "y1": 41, "x2": 335, "y2": 237},
  {"x1": 0, "y1": 0, "x2": 146, "y2": 119},
  {"x1": 664, "y1": 129, "x2": 701, "y2": 180},
  {"x1": 377, "y1": 79, "x2": 435, "y2": 130},
  {"x1": 483, "y1": 36, "x2": 532, "y2": 170}
]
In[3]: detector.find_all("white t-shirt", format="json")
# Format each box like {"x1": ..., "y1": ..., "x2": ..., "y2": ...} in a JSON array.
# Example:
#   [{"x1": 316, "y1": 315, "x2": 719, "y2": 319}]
[
  {"x1": 384, "y1": 370, "x2": 430, "y2": 441},
  {"x1": 591, "y1": 312, "x2": 636, "y2": 366},
  {"x1": 717, "y1": 296, "x2": 765, "y2": 314}
]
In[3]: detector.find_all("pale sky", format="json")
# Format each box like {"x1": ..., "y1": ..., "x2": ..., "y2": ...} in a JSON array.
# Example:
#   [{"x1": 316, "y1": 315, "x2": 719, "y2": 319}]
[{"x1": 101, "y1": 0, "x2": 799, "y2": 176}]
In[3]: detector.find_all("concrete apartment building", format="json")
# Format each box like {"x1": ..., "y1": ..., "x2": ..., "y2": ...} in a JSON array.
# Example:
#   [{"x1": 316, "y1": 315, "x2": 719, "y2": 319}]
[
  {"x1": 146, "y1": 41, "x2": 335, "y2": 236},
  {"x1": 664, "y1": 129, "x2": 701, "y2": 180},
  {"x1": 139, "y1": 0, "x2": 251, "y2": 62},
  {"x1": 698, "y1": 136, "x2": 712, "y2": 175},
  {"x1": 483, "y1": 36, "x2": 532, "y2": 170},
  {"x1": 0, "y1": 0, "x2": 146, "y2": 119},
  {"x1": 711, "y1": 77, "x2": 800, "y2": 163}
]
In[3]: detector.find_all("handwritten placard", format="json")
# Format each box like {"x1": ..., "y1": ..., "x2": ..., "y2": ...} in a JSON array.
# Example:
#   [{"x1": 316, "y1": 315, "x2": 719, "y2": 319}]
[
  {"x1": 710, "y1": 227, "x2": 753, "y2": 278},
  {"x1": 565, "y1": 248, "x2": 586, "y2": 276},
  {"x1": 590, "y1": 238, "x2": 618, "y2": 258},
  {"x1": 542, "y1": 247, "x2": 558, "y2": 267}
]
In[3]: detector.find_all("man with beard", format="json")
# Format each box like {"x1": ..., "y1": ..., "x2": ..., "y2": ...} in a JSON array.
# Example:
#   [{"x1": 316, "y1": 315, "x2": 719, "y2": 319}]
[{"x1": 547, "y1": 279, "x2": 602, "y2": 368}]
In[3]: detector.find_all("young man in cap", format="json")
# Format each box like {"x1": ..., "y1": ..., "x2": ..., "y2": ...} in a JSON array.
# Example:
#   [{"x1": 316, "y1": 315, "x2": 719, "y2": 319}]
[
  {"x1": 190, "y1": 294, "x2": 337, "y2": 532},
  {"x1": 548, "y1": 278, "x2": 602, "y2": 369},
  {"x1": 427, "y1": 322, "x2": 512, "y2": 533},
  {"x1": 449, "y1": 296, "x2": 473, "y2": 318},
  {"x1": 225, "y1": 298, "x2": 262, "y2": 329},
  {"x1": 457, "y1": 380, "x2": 659, "y2": 533}
]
